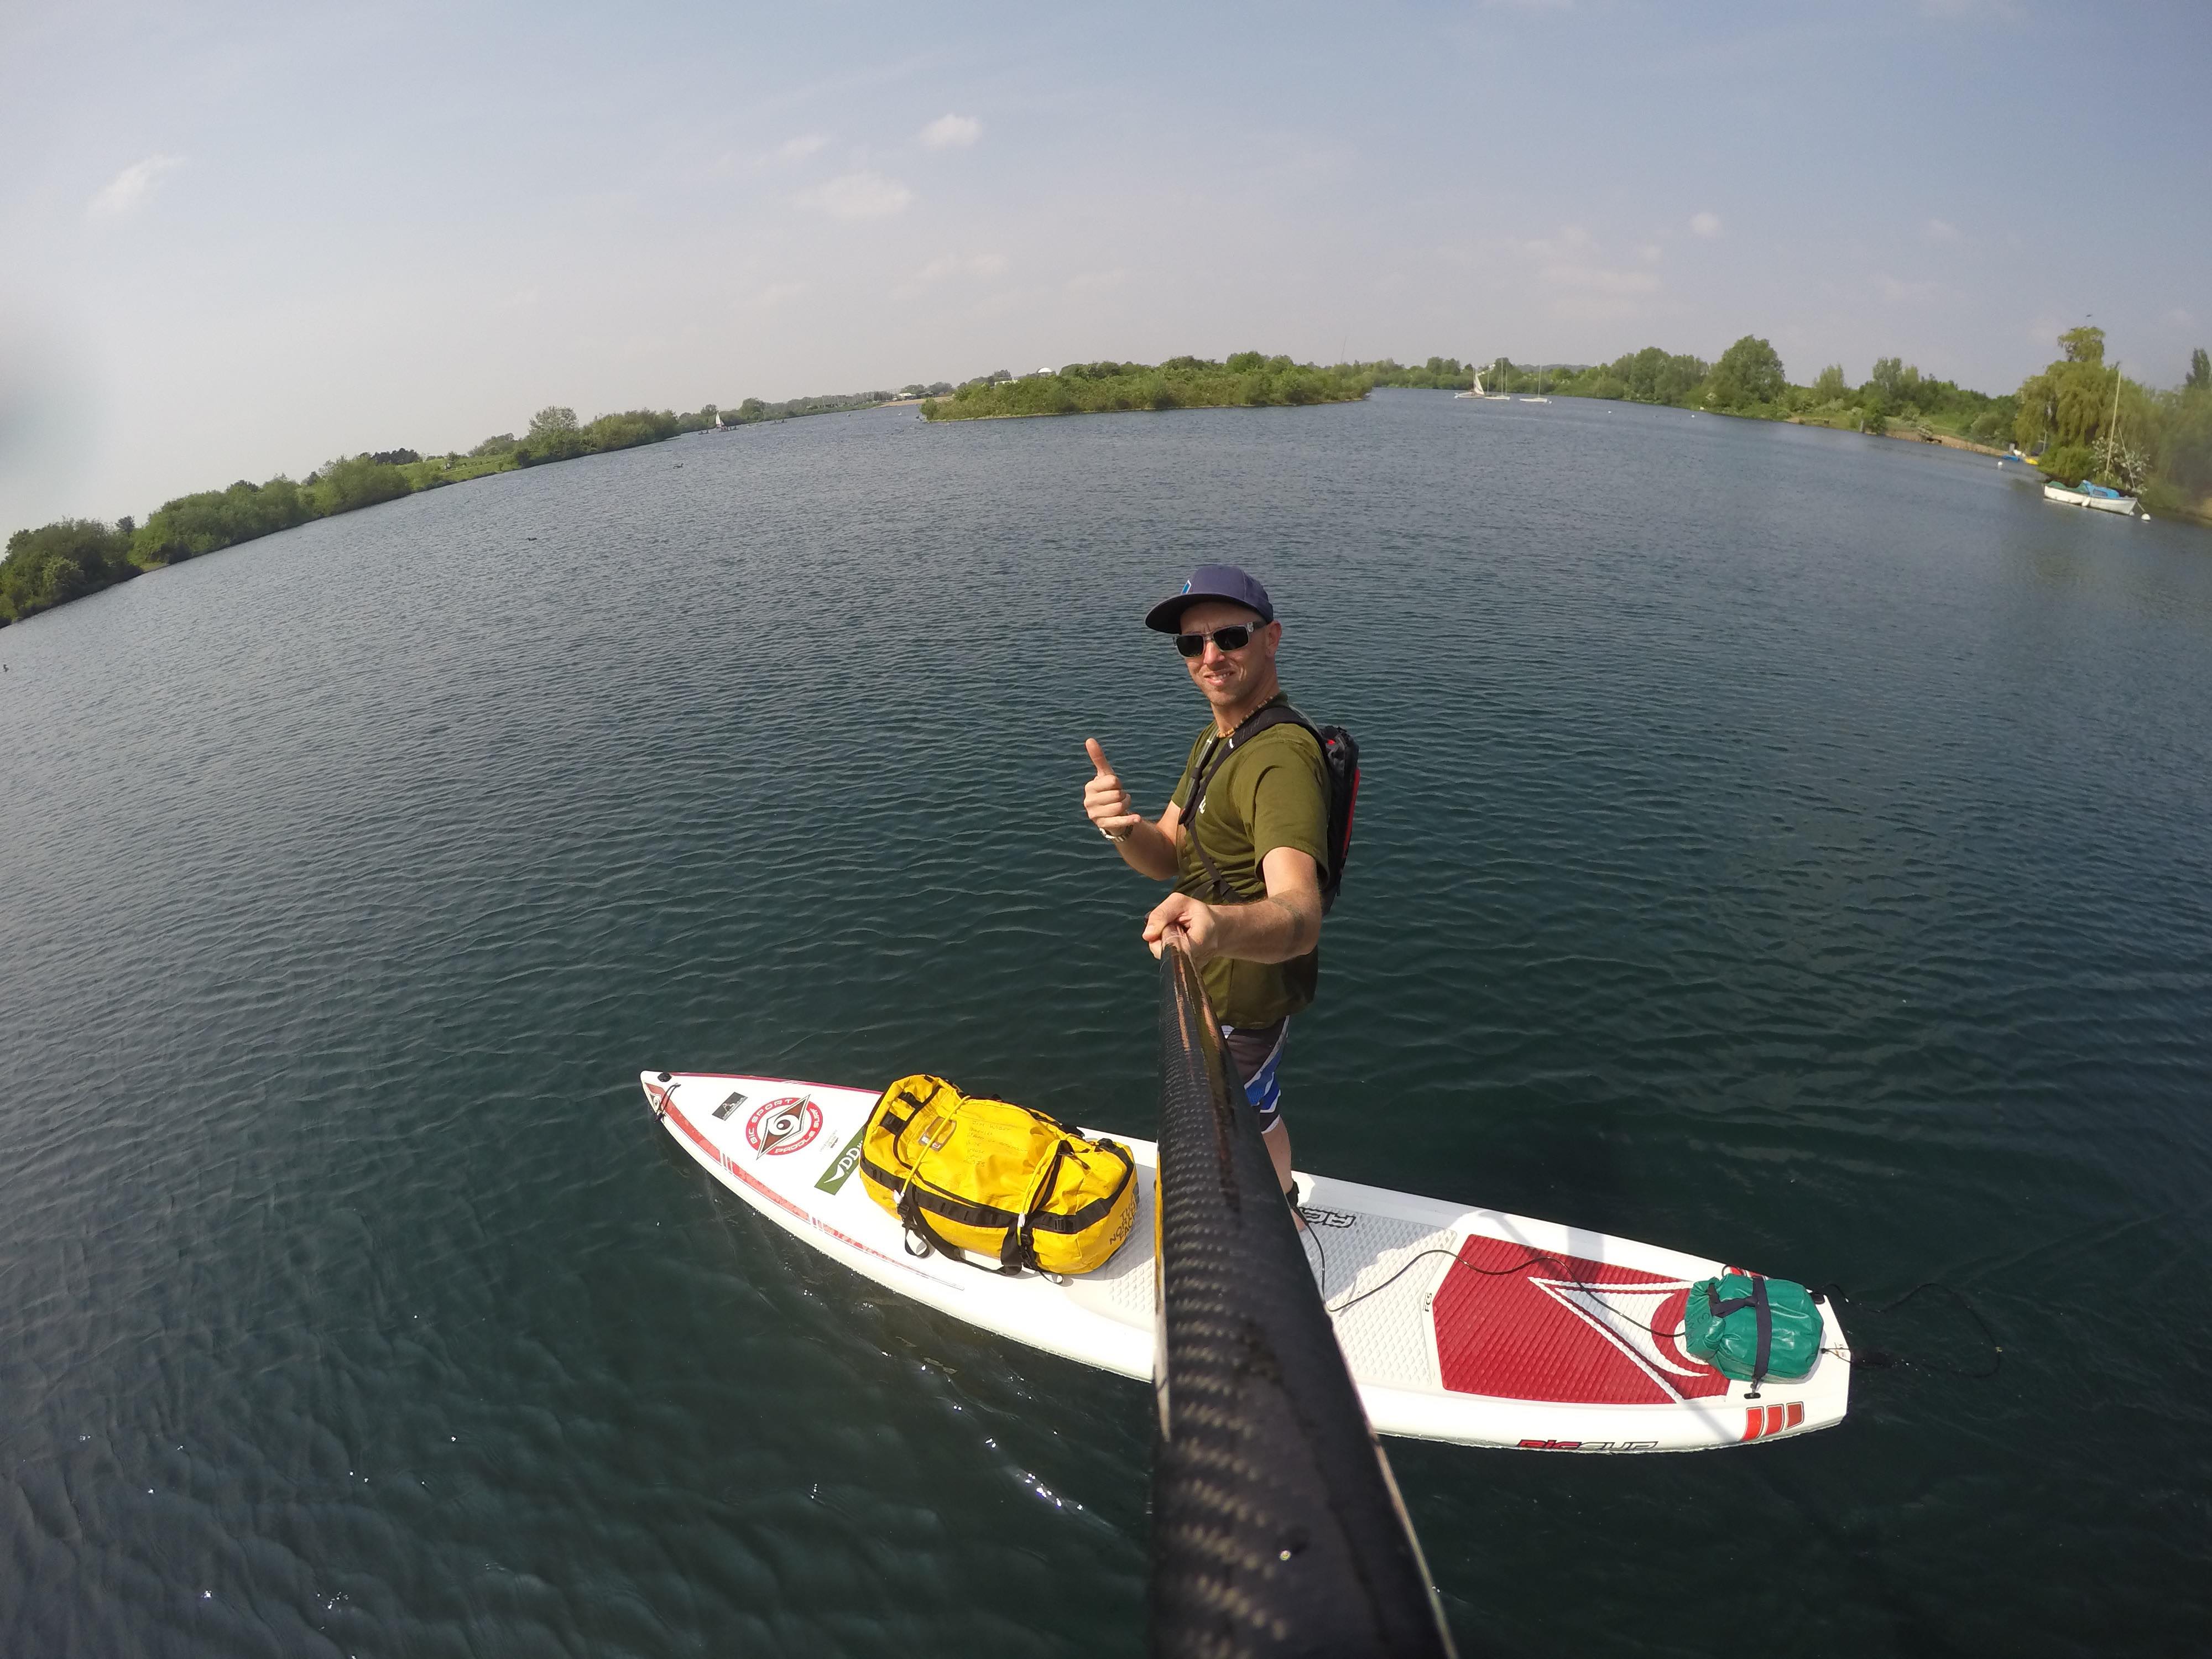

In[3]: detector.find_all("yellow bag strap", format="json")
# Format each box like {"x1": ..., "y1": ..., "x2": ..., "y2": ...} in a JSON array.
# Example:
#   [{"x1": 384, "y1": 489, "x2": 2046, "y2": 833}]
[{"x1": 997, "y1": 1140, "x2": 1074, "y2": 1274}]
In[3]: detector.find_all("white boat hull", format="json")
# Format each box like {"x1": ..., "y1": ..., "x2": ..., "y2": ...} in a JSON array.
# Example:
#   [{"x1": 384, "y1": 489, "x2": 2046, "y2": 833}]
[{"x1": 2044, "y1": 482, "x2": 2137, "y2": 514}]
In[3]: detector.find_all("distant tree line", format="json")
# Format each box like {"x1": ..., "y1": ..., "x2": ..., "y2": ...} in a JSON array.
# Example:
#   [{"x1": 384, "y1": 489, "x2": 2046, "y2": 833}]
[
  {"x1": 1494, "y1": 338, "x2": 2022, "y2": 438},
  {"x1": 1365, "y1": 357, "x2": 1479, "y2": 390},
  {"x1": 1376, "y1": 340, "x2": 2020, "y2": 442},
  {"x1": 13, "y1": 337, "x2": 2210, "y2": 629},
  {"x1": 925, "y1": 354, "x2": 1369, "y2": 420},
  {"x1": 1413, "y1": 329, "x2": 2208, "y2": 512},
  {"x1": 1, "y1": 384, "x2": 903, "y2": 627}
]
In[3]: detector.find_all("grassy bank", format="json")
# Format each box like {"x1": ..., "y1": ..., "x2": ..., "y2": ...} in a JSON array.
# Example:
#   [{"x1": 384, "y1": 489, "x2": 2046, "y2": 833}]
[{"x1": 924, "y1": 354, "x2": 1369, "y2": 420}]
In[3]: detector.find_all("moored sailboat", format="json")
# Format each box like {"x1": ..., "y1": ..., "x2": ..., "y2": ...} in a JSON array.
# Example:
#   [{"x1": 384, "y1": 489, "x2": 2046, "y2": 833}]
[{"x1": 2042, "y1": 362, "x2": 2140, "y2": 515}]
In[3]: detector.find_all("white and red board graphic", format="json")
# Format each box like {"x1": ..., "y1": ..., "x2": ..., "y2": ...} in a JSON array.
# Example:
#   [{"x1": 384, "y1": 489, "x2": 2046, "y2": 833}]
[
  {"x1": 744, "y1": 1097, "x2": 822, "y2": 1157},
  {"x1": 1433, "y1": 1236, "x2": 1731, "y2": 1405}
]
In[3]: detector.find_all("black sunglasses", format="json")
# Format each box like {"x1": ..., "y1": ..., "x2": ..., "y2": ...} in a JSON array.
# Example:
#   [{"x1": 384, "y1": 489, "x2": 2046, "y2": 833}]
[{"x1": 1174, "y1": 621, "x2": 1270, "y2": 658}]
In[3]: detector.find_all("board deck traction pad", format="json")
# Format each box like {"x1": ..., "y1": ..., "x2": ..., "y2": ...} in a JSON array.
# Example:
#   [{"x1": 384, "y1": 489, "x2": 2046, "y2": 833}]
[{"x1": 643, "y1": 1071, "x2": 1850, "y2": 1452}]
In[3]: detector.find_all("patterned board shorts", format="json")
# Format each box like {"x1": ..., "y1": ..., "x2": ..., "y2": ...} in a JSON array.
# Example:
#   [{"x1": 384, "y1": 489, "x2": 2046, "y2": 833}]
[{"x1": 1221, "y1": 1018, "x2": 1289, "y2": 1131}]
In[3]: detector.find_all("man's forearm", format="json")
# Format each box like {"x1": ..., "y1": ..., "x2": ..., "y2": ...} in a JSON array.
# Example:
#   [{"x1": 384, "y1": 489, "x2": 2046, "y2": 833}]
[
  {"x1": 1206, "y1": 893, "x2": 1319, "y2": 963},
  {"x1": 1114, "y1": 818, "x2": 1181, "y2": 881}
]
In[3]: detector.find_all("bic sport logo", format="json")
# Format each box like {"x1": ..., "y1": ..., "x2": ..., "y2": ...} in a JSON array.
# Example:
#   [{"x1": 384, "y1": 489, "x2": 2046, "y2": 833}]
[{"x1": 746, "y1": 1097, "x2": 823, "y2": 1158}]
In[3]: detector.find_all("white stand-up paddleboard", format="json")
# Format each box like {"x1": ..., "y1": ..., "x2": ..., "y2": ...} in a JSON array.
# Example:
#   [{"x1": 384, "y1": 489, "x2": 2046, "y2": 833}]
[{"x1": 643, "y1": 1070, "x2": 1850, "y2": 1452}]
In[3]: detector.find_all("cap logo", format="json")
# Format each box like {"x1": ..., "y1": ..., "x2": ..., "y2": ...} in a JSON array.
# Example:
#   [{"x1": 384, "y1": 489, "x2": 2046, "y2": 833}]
[{"x1": 1181, "y1": 581, "x2": 1192, "y2": 594}]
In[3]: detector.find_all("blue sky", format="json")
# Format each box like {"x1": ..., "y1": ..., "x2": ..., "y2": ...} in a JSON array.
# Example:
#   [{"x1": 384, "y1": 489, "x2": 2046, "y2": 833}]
[{"x1": 3, "y1": 0, "x2": 2206, "y2": 530}]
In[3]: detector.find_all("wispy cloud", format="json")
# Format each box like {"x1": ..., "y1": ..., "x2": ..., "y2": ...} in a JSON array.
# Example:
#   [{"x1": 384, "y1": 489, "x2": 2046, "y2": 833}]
[
  {"x1": 1689, "y1": 210, "x2": 1721, "y2": 238},
  {"x1": 798, "y1": 170, "x2": 914, "y2": 220},
  {"x1": 1543, "y1": 260, "x2": 1660, "y2": 322},
  {"x1": 1924, "y1": 217, "x2": 1961, "y2": 243},
  {"x1": 914, "y1": 252, "x2": 1008, "y2": 281},
  {"x1": 1512, "y1": 227, "x2": 1662, "y2": 322},
  {"x1": 919, "y1": 113, "x2": 982, "y2": 150},
  {"x1": 892, "y1": 251, "x2": 1010, "y2": 300},
  {"x1": 1877, "y1": 273, "x2": 1940, "y2": 304},
  {"x1": 771, "y1": 134, "x2": 828, "y2": 164},
  {"x1": 1918, "y1": 0, "x2": 2024, "y2": 19},
  {"x1": 87, "y1": 154, "x2": 184, "y2": 220},
  {"x1": 749, "y1": 281, "x2": 806, "y2": 309},
  {"x1": 1517, "y1": 231, "x2": 1659, "y2": 294},
  {"x1": 1548, "y1": 266, "x2": 1661, "y2": 295}
]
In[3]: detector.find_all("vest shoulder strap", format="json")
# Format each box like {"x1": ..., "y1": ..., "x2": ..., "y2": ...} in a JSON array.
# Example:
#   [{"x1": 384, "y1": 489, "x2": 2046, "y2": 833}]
[{"x1": 1182, "y1": 702, "x2": 1316, "y2": 902}]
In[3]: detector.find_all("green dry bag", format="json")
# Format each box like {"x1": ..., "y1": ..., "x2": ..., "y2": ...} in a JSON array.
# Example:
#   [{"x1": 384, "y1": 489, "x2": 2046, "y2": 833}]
[{"x1": 1682, "y1": 1275, "x2": 1823, "y2": 1386}]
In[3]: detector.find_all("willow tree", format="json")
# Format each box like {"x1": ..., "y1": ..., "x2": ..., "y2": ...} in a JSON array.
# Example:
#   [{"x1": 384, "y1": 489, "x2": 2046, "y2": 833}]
[{"x1": 2013, "y1": 327, "x2": 2156, "y2": 487}]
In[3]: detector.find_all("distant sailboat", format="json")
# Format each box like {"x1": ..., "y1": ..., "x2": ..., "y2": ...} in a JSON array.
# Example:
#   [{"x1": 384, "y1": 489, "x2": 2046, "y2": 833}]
[
  {"x1": 1454, "y1": 363, "x2": 1483, "y2": 400},
  {"x1": 1520, "y1": 363, "x2": 1551, "y2": 404},
  {"x1": 1484, "y1": 357, "x2": 1510, "y2": 400}
]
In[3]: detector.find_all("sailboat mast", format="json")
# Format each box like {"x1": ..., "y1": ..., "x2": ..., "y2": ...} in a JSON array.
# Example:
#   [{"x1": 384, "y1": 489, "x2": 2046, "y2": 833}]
[{"x1": 2102, "y1": 363, "x2": 2122, "y2": 481}]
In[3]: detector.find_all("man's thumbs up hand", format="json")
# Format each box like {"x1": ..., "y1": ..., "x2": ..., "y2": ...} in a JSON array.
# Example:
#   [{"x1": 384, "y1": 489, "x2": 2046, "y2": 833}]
[{"x1": 1083, "y1": 739, "x2": 1139, "y2": 841}]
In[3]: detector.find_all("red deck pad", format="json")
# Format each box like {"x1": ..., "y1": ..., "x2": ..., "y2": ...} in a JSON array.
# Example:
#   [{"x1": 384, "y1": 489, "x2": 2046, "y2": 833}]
[{"x1": 1433, "y1": 1235, "x2": 1732, "y2": 1405}]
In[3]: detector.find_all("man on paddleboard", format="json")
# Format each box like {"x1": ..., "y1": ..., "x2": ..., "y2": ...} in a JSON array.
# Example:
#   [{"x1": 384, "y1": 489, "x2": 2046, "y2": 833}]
[{"x1": 1082, "y1": 564, "x2": 1329, "y2": 1207}]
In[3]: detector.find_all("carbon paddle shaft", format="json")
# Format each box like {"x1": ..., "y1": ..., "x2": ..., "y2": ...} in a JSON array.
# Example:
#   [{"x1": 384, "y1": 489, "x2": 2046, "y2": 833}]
[{"x1": 1150, "y1": 943, "x2": 1457, "y2": 1659}]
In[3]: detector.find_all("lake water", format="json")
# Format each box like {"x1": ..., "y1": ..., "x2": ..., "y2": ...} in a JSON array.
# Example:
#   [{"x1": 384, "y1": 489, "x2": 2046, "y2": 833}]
[{"x1": 3, "y1": 390, "x2": 2208, "y2": 1656}]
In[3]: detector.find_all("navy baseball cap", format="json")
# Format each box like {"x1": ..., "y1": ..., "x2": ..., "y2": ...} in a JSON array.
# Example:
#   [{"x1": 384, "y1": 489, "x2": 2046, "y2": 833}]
[{"x1": 1144, "y1": 564, "x2": 1275, "y2": 634}]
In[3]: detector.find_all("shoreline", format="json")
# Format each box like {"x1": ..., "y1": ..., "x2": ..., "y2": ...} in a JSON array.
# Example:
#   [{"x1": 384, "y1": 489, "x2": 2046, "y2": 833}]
[
  {"x1": 1787, "y1": 415, "x2": 2008, "y2": 458},
  {"x1": 9, "y1": 373, "x2": 2201, "y2": 630}
]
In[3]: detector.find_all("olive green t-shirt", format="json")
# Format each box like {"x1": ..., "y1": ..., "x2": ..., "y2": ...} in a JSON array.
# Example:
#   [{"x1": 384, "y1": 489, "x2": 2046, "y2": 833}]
[{"x1": 1167, "y1": 695, "x2": 1329, "y2": 1029}]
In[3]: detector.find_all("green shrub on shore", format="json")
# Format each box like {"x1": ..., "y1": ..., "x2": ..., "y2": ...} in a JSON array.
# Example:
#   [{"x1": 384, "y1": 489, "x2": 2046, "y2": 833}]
[
  {"x1": 512, "y1": 405, "x2": 684, "y2": 466},
  {"x1": 312, "y1": 455, "x2": 414, "y2": 514},
  {"x1": 1364, "y1": 357, "x2": 1477, "y2": 391},
  {"x1": 728, "y1": 390, "x2": 895, "y2": 423},
  {"x1": 135, "y1": 477, "x2": 319, "y2": 566},
  {"x1": 924, "y1": 356, "x2": 1369, "y2": 420},
  {"x1": 0, "y1": 519, "x2": 140, "y2": 625}
]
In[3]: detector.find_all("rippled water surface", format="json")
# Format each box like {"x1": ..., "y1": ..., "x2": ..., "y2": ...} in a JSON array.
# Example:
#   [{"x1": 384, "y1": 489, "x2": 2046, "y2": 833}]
[{"x1": 4, "y1": 392, "x2": 2209, "y2": 1656}]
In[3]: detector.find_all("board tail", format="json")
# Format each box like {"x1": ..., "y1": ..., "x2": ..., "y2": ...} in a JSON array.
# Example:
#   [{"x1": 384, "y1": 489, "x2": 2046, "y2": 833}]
[{"x1": 1147, "y1": 942, "x2": 1456, "y2": 1658}]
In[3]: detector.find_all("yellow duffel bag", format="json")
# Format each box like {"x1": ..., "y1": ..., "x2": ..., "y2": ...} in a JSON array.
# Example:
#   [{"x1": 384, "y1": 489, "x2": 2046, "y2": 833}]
[{"x1": 859, "y1": 1074, "x2": 1135, "y2": 1276}]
